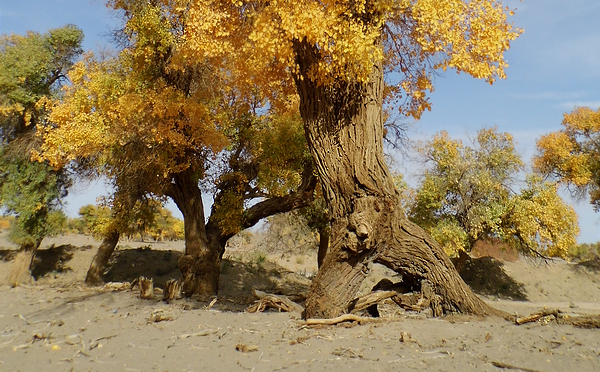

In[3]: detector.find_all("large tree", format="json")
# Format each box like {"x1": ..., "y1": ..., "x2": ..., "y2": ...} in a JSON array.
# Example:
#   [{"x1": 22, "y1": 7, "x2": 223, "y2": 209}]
[
  {"x1": 170, "y1": 0, "x2": 521, "y2": 318},
  {"x1": 535, "y1": 106, "x2": 600, "y2": 211},
  {"x1": 0, "y1": 25, "x2": 83, "y2": 285},
  {"x1": 40, "y1": 1, "x2": 317, "y2": 293},
  {"x1": 410, "y1": 128, "x2": 578, "y2": 258}
]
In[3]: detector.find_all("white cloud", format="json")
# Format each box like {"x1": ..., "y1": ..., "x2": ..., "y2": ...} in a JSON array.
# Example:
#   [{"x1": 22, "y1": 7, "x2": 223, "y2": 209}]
[
  {"x1": 514, "y1": 91, "x2": 588, "y2": 101},
  {"x1": 560, "y1": 101, "x2": 600, "y2": 110}
]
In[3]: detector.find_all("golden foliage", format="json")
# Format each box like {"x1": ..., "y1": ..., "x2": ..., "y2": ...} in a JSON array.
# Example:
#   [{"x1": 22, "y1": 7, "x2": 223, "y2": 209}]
[
  {"x1": 410, "y1": 128, "x2": 578, "y2": 258},
  {"x1": 535, "y1": 106, "x2": 600, "y2": 211},
  {"x1": 151, "y1": 0, "x2": 522, "y2": 118}
]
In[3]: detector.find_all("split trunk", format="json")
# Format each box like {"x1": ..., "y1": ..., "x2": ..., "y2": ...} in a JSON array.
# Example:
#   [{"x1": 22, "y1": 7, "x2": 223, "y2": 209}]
[{"x1": 293, "y1": 40, "x2": 499, "y2": 319}]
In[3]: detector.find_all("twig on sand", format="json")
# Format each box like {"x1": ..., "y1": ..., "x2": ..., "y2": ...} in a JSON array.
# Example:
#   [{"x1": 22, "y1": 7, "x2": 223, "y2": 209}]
[
  {"x1": 176, "y1": 329, "x2": 218, "y2": 339},
  {"x1": 16, "y1": 314, "x2": 50, "y2": 325},
  {"x1": 491, "y1": 361, "x2": 546, "y2": 372},
  {"x1": 89, "y1": 335, "x2": 118, "y2": 350},
  {"x1": 305, "y1": 314, "x2": 382, "y2": 326}
]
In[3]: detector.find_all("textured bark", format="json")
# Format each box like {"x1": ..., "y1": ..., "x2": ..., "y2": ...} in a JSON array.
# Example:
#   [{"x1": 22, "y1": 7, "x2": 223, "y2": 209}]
[
  {"x1": 167, "y1": 169, "x2": 218, "y2": 296},
  {"x1": 8, "y1": 241, "x2": 40, "y2": 287},
  {"x1": 85, "y1": 230, "x2": 120, "y2": 286},
  {"x1": 317, "y1": 226, "x2": 329, "y2": 269},
  {"x1": 293, "y1": 39, "x2": 498, "y2": 319},
  {"x1": 171, "y1": 162, "x2": 317, "y2": 297}
]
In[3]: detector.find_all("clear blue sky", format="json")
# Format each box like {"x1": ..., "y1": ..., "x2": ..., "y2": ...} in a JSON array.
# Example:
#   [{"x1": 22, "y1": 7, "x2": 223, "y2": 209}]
[{"x1": 1, "y1": 0, "x2": 599, "y2": 242}]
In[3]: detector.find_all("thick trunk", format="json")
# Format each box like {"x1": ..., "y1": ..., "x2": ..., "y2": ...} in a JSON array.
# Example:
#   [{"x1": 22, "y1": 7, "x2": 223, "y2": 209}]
[
  {"x1": 85, "y1": 230, "x2": 120, "y2": 286},
  {"x1": 293, "y1": 39, "x2": 497, "y2": 319},
  {"x1": 8, "y1": 240, "x2": 41, "y2": 287},
  {"x1": 168, "y1": 170, "x2": 218, "y2": 296}
]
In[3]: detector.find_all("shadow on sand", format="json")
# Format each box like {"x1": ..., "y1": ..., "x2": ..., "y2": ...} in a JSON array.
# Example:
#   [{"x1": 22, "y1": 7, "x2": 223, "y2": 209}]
[
  {"x1": 103, "y1": 247, "x2": 310, "y2": 304},
  {"x1": 458, "y1": 256, "x2": 528, "y2": 301}
]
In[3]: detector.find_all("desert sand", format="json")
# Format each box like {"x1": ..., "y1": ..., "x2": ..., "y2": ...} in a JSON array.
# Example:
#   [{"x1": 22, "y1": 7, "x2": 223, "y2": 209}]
[{"x1": 0, "y1": 230, "x2": 599, "y2": 372}]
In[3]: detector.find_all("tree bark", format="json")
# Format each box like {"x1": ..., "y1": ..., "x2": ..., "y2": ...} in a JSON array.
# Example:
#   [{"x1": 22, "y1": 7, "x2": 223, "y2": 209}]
[
  {"x1": 167, "y1": 169, "x2": 218, "y2": 296},
  {"x1": 317, "y1": 226, "x2": 329, "y2": 269},
  {"x1": 85, "y1": 230, "x2": 120, "y2": 286},
  {"x1": 8, "y1": 240, "x2": 41, "y2": 287},
  {"x1": 293, "y1": 39, "x2": 498, "y2": 319}
]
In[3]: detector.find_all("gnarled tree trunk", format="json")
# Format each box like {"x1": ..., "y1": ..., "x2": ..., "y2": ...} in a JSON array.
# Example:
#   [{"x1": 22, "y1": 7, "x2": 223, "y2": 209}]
[
  {"x1": 167, "y1": 169, "x2": 218, "y2": 297},
  {"x1": 85, "y1": 230, "x2": 120, "y2": 286},
  {"x1": 8, "y1": 240, "x2": 42, "y2": 287},
  {"x1": 293, "y1": 39, "x2": 499, "y2": 319}
]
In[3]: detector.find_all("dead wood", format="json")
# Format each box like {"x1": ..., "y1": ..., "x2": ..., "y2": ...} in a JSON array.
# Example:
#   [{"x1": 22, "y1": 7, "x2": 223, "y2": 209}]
[
  {"x1": 163, "y1": 279, "x2": 182, "y2": 301},
  {"x1": 349, "y1": 290, "x2": 397, "y2": 314},
  {"x1": 514, "y1": 309, "x2": 600, "y2": 329},
  {"x1": 236, "y1": 344, "x2": 258, "y2": 352},
  {"x1": 491, "y1": 361, "x2": 546, "y2": 372},
  {"x1": 139, "y1": 276, "x2": 154, "y2": 300},
  {"x1": 247, "y1": 290, "x2": 303, "y2": 313},
  {"x1": 515, "y1": 309, "x2": 561, "y2": 325},
  {"x1": 304, "y1": 314, "x2": 382, "y2": 326}
]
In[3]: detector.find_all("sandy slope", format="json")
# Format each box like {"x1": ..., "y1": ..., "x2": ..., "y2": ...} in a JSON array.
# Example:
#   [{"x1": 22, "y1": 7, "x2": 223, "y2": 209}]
[{"x1": 0, "y1": 233, "x2": 599, "y2": 372}]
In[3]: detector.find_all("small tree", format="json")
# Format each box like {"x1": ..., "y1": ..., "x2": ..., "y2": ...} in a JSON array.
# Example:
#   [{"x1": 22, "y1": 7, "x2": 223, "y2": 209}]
[
  {"x1": 410, "y1": 128, "x2": 579, "y2": 258},
  {"x1": 0, "y1": 25, "x2": 83, "y2": 285}
]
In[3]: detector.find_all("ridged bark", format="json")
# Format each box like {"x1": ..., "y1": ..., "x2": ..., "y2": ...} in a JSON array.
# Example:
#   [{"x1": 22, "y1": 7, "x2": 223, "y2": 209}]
[{"x1": 293, "y1": 39, "x2": 498, "y2": 319}]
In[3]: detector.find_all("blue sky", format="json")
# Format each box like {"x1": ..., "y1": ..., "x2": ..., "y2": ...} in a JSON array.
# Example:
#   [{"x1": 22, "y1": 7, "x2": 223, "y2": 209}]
[{"x1": 1, "y1": 0, "x2": 599, "y2": 242}]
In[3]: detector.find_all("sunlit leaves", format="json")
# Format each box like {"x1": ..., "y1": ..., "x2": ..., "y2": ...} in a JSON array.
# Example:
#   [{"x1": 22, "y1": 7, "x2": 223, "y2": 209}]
[
  {"x1": 535, "y1": 107, "x2": 600, "y2": 211},
  {"x1": 0, "y1": 26, "x2": 82, "y2": 245},
  {"x1": 410, "y1": 128, "x2": 578, "y2": 258},
  {"x1": 164, "y1": 0, "x2": 521, "y2": 118}
]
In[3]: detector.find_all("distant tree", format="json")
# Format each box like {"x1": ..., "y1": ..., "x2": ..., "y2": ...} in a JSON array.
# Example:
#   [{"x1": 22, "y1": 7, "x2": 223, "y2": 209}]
[
  {"x1": 0, "y1": 25, "x2": 83, "y2": 285},
  {"x1": 409, "y1": 128, "x2": 579, "y2": 258},
  {"x1": 534, "y1": 106, "x2": 600, "y2": 211}
]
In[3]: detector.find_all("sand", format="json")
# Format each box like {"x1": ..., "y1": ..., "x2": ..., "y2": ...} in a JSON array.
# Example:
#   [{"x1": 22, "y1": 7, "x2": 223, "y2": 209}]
[{"x1": 0, "y1": 232, "x2": 599, "y2": 372}]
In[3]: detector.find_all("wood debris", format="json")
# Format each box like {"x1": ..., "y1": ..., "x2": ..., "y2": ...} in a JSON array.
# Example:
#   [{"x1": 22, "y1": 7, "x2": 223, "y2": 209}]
[
  {"x1": 138, "y1": 276, "x2": 154, "y2": 300},
  {"x1": 163, "y1": 279, "x2": 182, "y2": 301},
  {"x1": 349, "y1": 290, "x2": 397, "y2": 314},
  {"x1": 247, "y1": 290, "x2": 303, "y2": 313},
  {"x1": 305, "y1": 314, "x2": 381, "y2": 326},
  {"x1": 149, "y1": 309, "x2": 175, "y2": 323},
  {"x1": 236, "y1": 343, "x2": 258, "y2": 352}
]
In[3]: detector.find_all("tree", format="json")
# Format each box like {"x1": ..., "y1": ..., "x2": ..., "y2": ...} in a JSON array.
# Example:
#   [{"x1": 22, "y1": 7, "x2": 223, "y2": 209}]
[
  {"x1": 169, "y1": 0, "x2": 521, "y2": 318},
  {"x1": 409, "y1": 128, "x2": 578, "y2": 258},
  {"x1": 39, "y1": 1, "x2": 317, "y2": 292},
  {"x1": 0, "y1": 25, "x2": 83, "y2": 285},
  {"x1": 534, "y1": 106, "x2": 600, "y2": 211}
]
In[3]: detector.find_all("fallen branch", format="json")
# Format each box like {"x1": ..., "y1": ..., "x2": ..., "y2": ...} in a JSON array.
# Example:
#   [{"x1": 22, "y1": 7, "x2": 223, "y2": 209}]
[
  {"x1": 248, "y1": 290, "x2": 303, "y2": 313},
  {"x1": 176, "y1": 329, "x2": 218, "y2": 339},
  {"x1": 491, "y1": 361, "x2": 545, "y2": 372},
  {"x1": 349, "y1": 290, "x2": 397, "y2": 314},
  {"x1": 515, "y1": 309, "x2": 561, "y2": 325},
  {"x1": 305, "y1": 314, "x2": 380, "y2": 326}
]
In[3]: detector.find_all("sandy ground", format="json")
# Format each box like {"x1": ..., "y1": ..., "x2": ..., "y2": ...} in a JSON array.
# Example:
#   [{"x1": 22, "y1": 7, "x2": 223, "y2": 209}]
[{"x1": 1, "y1": 231, "x2": 600, "y2": 372}]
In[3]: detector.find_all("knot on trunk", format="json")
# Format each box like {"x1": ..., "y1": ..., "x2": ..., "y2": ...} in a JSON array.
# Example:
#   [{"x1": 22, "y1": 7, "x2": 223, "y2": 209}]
[{"x1": 344, "y1": 196, "x2": 384, "y2": 253}]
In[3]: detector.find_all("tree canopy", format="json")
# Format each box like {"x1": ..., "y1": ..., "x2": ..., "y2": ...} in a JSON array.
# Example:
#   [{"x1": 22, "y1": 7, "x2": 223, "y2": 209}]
[
  {"x1": 535, "y1": 106, "x2": 600, "y2": 212},
  {"x1": 0, "y1": 25, "x2": 83, "y2": 247},
  {"x1": 162, "y1": 0, "x2": 521, "y2": 118},
  {"x1": 409, "y1": 128, "x2": 579, "y2": 258}
]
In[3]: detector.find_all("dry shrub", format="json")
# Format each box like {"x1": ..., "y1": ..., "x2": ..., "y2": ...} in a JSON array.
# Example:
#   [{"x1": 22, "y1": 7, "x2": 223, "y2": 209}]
[{"x1": 471, "y1": 239, "x2": 519, "y2": 262}]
